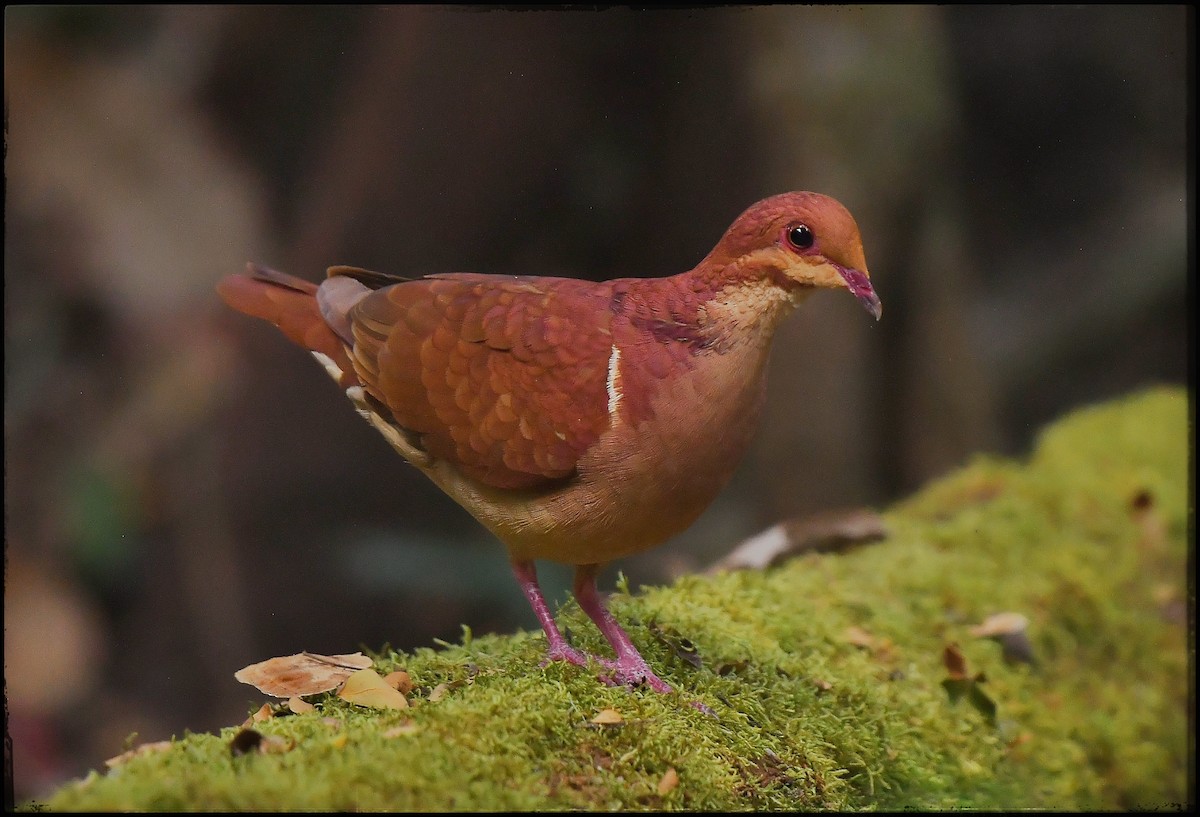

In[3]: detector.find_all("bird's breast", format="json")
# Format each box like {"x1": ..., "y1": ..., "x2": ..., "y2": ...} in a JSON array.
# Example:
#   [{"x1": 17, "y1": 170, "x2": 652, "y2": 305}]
[{"x1": 469, "y1": 332, "x2": 773, "y2": 565}]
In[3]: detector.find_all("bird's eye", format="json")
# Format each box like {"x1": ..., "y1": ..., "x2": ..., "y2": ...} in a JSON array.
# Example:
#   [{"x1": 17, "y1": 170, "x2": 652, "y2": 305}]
[{"x1": 786, "y1": 224, "x2": 815, "y2": 250}]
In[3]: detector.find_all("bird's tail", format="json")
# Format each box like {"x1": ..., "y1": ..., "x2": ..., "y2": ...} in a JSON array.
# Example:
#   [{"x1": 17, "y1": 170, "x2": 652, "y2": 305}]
[{"x1": 217, "y1": 263, "x2": 358, "y2": 387}]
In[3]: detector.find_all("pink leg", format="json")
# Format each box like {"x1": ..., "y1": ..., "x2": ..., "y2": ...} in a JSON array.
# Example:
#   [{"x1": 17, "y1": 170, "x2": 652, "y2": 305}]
[
  {"x1": 572, "y1": 564, "x2": 673, "y2": 694},
  {"x1": 512, "y1": 561, "x2": 611, "y2": 669}
]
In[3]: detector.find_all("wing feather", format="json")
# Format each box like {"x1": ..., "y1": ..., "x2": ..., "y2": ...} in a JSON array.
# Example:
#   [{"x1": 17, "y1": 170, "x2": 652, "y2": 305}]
[{"x1": 348, "y1": 276, "x2": 615, "y2": 490}]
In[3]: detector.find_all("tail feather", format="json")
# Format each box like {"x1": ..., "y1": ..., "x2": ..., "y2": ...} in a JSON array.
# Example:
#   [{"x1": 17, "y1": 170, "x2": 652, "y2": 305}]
[
  {"x1": 217, "y1": 263, "x2": 358, "y2": 387},
  {"x1": 327, "y1": 265, "x2": 414, "y2": 290}
]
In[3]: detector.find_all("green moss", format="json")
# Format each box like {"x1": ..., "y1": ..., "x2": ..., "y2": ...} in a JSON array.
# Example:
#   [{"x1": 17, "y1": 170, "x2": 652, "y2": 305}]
[{"x1": 36, "y1": 387, "x2": 1190, "y2": 811}]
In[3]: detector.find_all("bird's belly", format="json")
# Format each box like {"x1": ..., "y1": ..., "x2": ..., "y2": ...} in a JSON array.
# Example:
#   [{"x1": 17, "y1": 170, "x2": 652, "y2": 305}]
[{"x1": 450, "y1": 343, "x2": 772, "y2": 565}]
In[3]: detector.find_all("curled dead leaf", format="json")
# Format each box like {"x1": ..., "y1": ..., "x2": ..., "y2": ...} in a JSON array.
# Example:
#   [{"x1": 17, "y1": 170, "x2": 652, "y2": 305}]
[
  {"x1": 384, "y1": 670, "x2": 414, "y2": 694},
  {"x1": 384, "y1": 722, "x2": 420, "y2": 738},
  {"x1": 234, "y1": 651, "x2": 374, "y2": 698},
  {"x1": 940, "y1": 643, "x2": 997, "y2": 725},
  {"x1": 647, "y1": 621, "x2": 703, "y2": 669},
  {"x1": 843, "y1": 626, "x2": 875, "y2": 649},
  {"x1": 337, "y1": 668, "x2": 409, "y2": 710},
  {"x1": 258, "y1": 734, "x2": 294, "y2": 755},
  {"x1": 943, "y1": 643, "x2": 969, "y2": 680},
  {"x1": 105, "y1": 740, "x2": 172, "y2": 769},
  {"x1": 713, "y1": 658, "x2": 750, "y2": 676},
  {"x1": 657, "y1": 767, "x2": 679, "y2": 796},
  {"x1": 969, "y1": 612, "x2": 1029, "y2": 638},
  {"x1": 591, "y1": 708, "x2": 624, "y2": 725},
  {"x1": 970, "y1": 613, "x2": 1037, "y2": 666},
  {"x1": 288, "y1": 696, "x2": 315, "y2": 715}
]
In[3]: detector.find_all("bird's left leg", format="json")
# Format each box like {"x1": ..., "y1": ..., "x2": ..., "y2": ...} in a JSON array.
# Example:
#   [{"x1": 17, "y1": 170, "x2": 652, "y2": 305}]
[
  {"x1": 512, "y1": 560, "x2": 613, "y2": 669},
  {"x1": 572, "y1": 563, "x2": 673, "y2": 694}
]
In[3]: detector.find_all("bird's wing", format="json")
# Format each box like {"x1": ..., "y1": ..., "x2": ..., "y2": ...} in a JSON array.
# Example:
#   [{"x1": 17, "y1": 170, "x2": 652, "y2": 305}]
[{"x1": 347, "y1": 274, "x2": 616, "y2": 490}]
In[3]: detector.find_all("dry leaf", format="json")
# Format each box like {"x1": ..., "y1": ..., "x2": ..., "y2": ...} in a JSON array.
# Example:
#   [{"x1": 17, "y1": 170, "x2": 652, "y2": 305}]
[
  {"x1": 428, "y1": 682, "x2": 450, "y2": 703},
  {"x1": 657, "y1": 767, "x2": 679, "y2": 795},
  {"x1": 258, "y1": 734, "x2": 294, "y2": 755},
  {"x1": 943, "y1": 643, "x2": 969, "y2": 680},
  {"x1": 234, "y1": 651, "x2": 374, "y2": 698},
  {"x1": 591, "y1": 708, "x2": 624, "y2": 725},
  {"x1": 384, "y1": 670, "x2": 414, "y2": 694},
  {"x1": 647, "y1": 622, "x2": 703, "y2": 669},
  {"x1": 288, "y1": 696, "x2": 315, "y2": 714},
  {"x1": 708, "y1": 509, "x2": 887, "y2": 572},
  {"x1": 970, "y1": 613, "x2": 1037, "y2": 666},
  {"x1": 337, "y1": 668, "x2": 409, "y2": 710},
  {"x1": 940, "y1": 643, "x2": 997, "y2": 725},
  {"x1": 384, "y1": 722, "x2": 420, "y2": 738},
  {"x1": 969, "y1": 612, "x2": 1029, "y2": 638},
  {"x1": 105, "y1": 740, "x2": 171, "y2": 768},
  {"x1": 843, "y1": 626, "x2": 875, "y2": 649}
]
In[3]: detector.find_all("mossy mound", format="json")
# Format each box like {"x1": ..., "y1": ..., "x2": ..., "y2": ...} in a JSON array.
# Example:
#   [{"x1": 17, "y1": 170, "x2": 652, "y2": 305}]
[{"x1": 37, "y1": 387, "x2": 1191, "y2": 811}]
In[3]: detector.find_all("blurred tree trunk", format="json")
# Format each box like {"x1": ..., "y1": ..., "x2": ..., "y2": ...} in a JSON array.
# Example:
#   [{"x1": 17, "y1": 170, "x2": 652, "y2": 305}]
[{"x1": 736, "y1": 5, "x2": 999, "y2": 521}]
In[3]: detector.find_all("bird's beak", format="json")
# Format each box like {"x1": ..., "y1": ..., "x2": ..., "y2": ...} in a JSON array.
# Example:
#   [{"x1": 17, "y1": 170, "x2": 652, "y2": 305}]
[{"x1": 836, "y1": 266, "x2": 882, "y2": 321}]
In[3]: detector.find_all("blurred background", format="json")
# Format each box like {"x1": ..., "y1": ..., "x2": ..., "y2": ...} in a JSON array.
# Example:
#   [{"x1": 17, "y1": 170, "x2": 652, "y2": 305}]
[{"x1": 4, "y1": 5, "x2": 1189, "y2": 802}]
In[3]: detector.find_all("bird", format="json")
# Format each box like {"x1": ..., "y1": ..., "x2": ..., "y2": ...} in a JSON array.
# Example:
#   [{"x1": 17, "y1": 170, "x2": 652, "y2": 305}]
[{"x1": 217, "y1": 191, "x2": 880, "y2": 698}]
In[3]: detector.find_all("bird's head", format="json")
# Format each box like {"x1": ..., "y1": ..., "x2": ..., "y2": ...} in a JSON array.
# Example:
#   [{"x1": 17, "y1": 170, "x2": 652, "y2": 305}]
[{"x1": 707, "y1": 191, "x2": 881, "y2": 320}]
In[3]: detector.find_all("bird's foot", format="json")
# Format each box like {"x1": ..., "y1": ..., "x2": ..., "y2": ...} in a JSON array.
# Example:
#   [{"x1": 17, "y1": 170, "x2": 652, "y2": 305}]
[
  {"x1": 598, "y1": 656, "x2": 716, "y2": 716},
  {"x1": 599, "y1": 656, "x2": 674, "y2": 695}
]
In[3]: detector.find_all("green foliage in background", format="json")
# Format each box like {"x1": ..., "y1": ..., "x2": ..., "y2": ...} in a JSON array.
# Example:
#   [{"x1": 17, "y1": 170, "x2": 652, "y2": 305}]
[{"x1": 37, "y1": 387, "x2": 1190, "y2": 811}]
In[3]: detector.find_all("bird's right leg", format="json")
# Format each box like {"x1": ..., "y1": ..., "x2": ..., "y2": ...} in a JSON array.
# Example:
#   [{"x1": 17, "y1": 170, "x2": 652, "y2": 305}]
[{"x1": 511, "y1": 560, "x2": 613, "y2": 669}]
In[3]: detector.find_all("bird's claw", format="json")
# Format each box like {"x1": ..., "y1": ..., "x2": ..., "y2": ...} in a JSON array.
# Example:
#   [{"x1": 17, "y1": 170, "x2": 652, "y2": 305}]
[{"x1": 598, "y1": 658, "x2": 674, "y2": 695}]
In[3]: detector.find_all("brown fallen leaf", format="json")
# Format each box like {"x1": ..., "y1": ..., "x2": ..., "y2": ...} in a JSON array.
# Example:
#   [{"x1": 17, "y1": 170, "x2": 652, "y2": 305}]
[
  {"x1": 288, "y1": 696, "x2": 315, "y2": 715},
  {"x1": 591, "y1": 708, "x2": 624, "y2": 725},
  {"x1": 234, "y1": 651, "x2": 374, "y2": 698},
  {"x1": 105, "y1": 740, "x2": 172, "y2": 768},
  {"x1": 943, "y1": 642, "x2": 969, "y2": 680},
  {"x1": 657, "y1": 767, "x2": 679, "y2": 796},
  {"x1": 647, "y1": 621, "x2": 703, "y2": 670},
  {"x1": 337, "y1": 668, "x2": 409, "y2": 710},
  {"x1": 707, "y1": 508, "x2": 887, "y2": 573},
  {"x1": 258, "y1": 734, "x2": 294, "y2": 755},
  {"x1": 969, "y1": 612, "x2": 1037, "y2": 667},
  {"x1": 969, "y1": 612, "x2": 1029, "y2": 638},
  {"x1": 843, "y1": 626, "x2": 875, "y2": 649},
  {"x1": 940, "y1": 643, "x2": 997, "y2": 726},
  {"x1": 384, "y1": 722, "x2": 420, "y2": 738},
  {"x1": 384, "y1": 670, "x2": 414, "y2": 694}
]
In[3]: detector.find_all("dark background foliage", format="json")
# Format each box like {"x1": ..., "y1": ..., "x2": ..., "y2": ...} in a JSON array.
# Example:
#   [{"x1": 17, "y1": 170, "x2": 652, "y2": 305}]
[{"x1": 4, "y1": 5, "x2": 1189, "y2": 801}]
